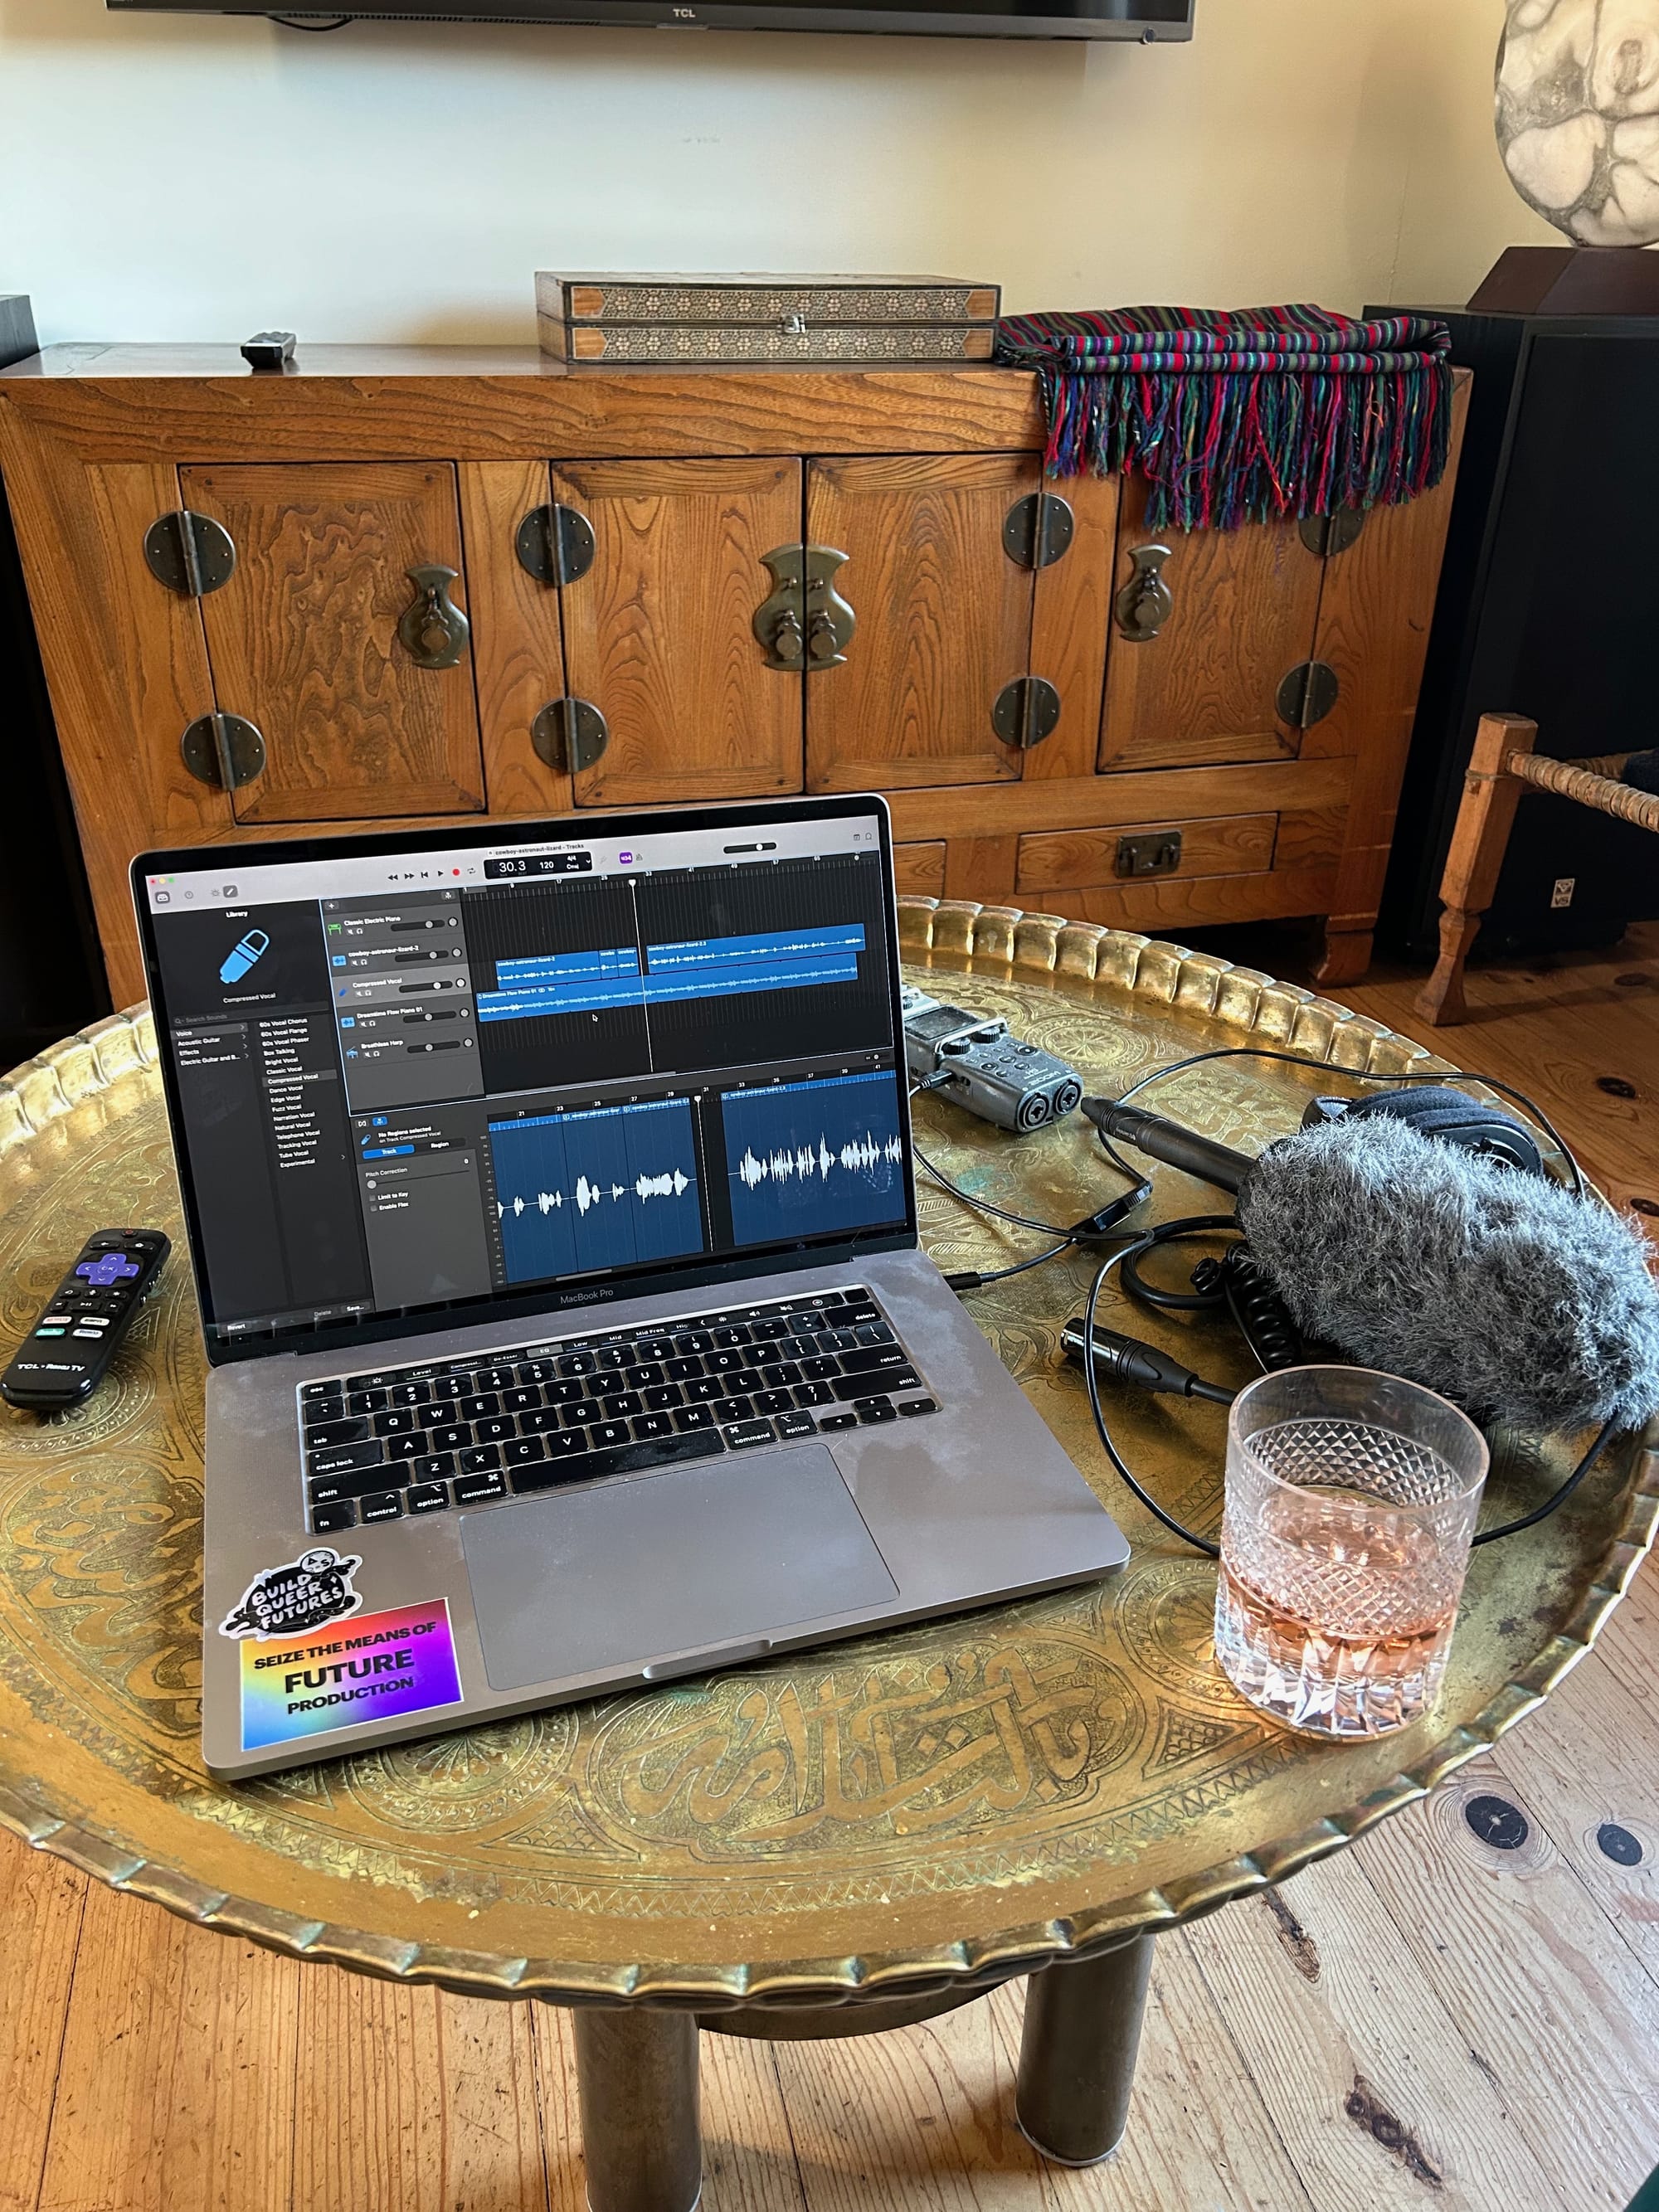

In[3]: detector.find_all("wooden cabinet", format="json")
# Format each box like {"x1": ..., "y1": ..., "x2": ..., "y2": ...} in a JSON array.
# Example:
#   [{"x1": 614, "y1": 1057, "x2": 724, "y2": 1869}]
[
  {"x1": 1099, "y1": 479, "x2": 1323, "y2": 772},
  {"x1": 178, "y1": 461, "x2": 484, "y2": 823},
  {"x1": 805, "y1": 452, "x2": 1038, "y2": 791},
  {"x1": 0, "y1": 348, "x2": 1467, "y2": 1009},
  {"x1": 548, "y1": 457, "x2": 802, "y2": 808}
]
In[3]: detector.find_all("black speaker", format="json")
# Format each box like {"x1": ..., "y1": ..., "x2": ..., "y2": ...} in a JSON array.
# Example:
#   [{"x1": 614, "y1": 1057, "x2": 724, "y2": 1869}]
[
  {"x1": 0, "y1": 295, "x2": 109, "y2": 1067},
  {"x1": 1370, "y1": 303, "x2": 1659, "y2": 958}
]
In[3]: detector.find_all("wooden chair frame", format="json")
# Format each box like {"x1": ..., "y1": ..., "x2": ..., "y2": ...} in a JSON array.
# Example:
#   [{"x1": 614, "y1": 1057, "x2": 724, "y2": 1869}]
[{"x1": 1417, "y1": 712, "x2": 1659, "y2": 1025}]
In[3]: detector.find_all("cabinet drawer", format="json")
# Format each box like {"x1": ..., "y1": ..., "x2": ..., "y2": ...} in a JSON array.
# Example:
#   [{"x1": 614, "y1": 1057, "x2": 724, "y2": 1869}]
[{"x1": 1015, "y1": 813, "x2": 1277, "y2": 895}]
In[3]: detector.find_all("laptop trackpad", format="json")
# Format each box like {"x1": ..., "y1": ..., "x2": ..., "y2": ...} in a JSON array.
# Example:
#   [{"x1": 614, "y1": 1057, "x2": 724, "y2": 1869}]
[{"x1": 460, "y1": 1446, "x2": 898, "y2": 1692}]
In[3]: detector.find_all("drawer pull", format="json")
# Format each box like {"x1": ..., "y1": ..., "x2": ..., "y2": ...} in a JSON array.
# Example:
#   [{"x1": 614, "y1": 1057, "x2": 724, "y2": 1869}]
[
  {"x1": 397, "y1": 565, "x2": 470, "y2": 670},
  {"x1": 1117, "y1": 829, "x2": 1183, "y2": 878},
  {"x1": 1115, "y1": 544, "x2": 1174, "y2": 643}
]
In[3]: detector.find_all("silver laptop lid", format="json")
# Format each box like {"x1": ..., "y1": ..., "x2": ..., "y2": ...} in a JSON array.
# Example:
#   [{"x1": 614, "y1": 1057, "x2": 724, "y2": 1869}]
[{"x1": 130, "y1": 796, "x2": 913, "y2": 1367}]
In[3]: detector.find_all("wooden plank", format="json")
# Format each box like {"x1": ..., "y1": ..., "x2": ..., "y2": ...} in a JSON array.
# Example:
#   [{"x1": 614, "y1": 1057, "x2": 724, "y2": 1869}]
[
  {"x1": 0, "y1": 1835, "x2": 86, "y2": 2212},
  {"x1": 1352, "y1": 1757, "x2": 1659, "y2": 2208},
  {"x1": 1021, "y1": 469, "x2": 1121, "y2": 784},
  {"x1": 1184, "y1": 1841, "x2": 1573, "y2": 2210},
  {"x1": 1593, "y1": 1527, "x2": 1659, "y2": 1696},
  {"x1": 1044, "y1": 863, "x2": 1337, "y2": 936},
  {"x1": 893, "y1": 842, "x2": 946, "y2": 895},
  {"x1": 987, "y1": 1940, "x2": 1320, "y2": 2210},
  {"x1": 1015, "y1": 813, "x2": 1277, "y2": 895},
  {"x1": 182, "y1": 460, "x2": 486, "y2": 824},
  {"x1": 0, "y1": 421, "x2": 227, "y2": 1010},
  {"x1": 1273, "y1": 805, "x2": 1350, "y2": 873},
  {"x1": 884, "y1": 757, "x2": 1354, "y2": 843},
  {"x1": 290, "y1": 1969, "x2": 547, "y2": 2212},
  {"x1": 944, "y1": 834, "x2": 1020, "y2": 904},
  {"x1": 552, "y1": 458, "x2": 804, "y2": 808},
  {"x1": 37, "y1": 1881, "x2": 299, "y2": 2212},
  {"x1": 772, "y1": 1940, "x2": 1315, "y2": 2211},
  {"x1": 1336, "y1": 927, "x2": 1659, "y2": 1235},
  {"x1": 0, "y1": 365, "x2": 1045, "y2": 468},
  {"x1": 461, "y1": 459, "x2": 574, "y2": 817},
  {"x1": 1098, "y1": 479, "x2": 1321, "y2": 773},
  {"x1": 805, "y1": 455, "x2": 1034, "y2": 794},
  {"x1": 769, "y1": 1986, "x2": 1039, "y2": 2210},
  {"x1": 1485, "y1": 1651, "x2": 1659, "y2": 1988}
]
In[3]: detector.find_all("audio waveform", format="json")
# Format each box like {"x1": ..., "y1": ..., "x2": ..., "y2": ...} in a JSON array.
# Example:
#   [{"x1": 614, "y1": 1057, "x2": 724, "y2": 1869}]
[
  {"x1": 737, "y1": 1133, "x2": 903, "y2": 1191},
  {"x1": 722, "y1": 1072, "x2": 907, "y2": 1248},
  {"x1": 501, "y1": 1167, "x2": 693, "y2": 1217},
  {"x1": 488, "y1": 1098, "x2": 703, "y2": 1283}
]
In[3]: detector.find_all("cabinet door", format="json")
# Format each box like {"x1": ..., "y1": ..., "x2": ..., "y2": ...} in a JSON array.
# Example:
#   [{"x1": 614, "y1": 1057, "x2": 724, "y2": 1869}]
[
  {"x1": 804, "y1": 455, "x2": 1039, "y2": 792},
  {"x1": 179, "y1": 462, "x2": 484, "y2": 824},
  {"x1": 1098, "y1": 478, "x2": 1326, "y2": 772},
  {"x1": 551, "y1": 458, "x2": 803, "y2": 808}
]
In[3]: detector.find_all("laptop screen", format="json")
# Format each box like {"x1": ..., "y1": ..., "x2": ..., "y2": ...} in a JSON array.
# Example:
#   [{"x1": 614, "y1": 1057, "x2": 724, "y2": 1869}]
[{"x1": 134, "y1": 801, "x2": 911, "y2": 1359}]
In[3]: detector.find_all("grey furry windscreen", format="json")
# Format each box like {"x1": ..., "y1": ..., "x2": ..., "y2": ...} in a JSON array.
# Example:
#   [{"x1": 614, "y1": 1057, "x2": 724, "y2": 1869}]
[{"x1": 1237, "y1": 1116, "x2": 1659, "y2": 1432}]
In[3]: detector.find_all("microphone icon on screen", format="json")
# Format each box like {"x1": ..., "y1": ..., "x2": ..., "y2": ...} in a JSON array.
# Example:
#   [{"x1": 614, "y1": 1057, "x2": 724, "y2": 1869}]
[{"x1": 220, "y1": 929, "x2": 270, "y2": 985}]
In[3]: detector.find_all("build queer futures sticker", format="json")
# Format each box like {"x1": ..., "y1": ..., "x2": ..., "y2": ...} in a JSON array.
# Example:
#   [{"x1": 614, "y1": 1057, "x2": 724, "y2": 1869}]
[{"x1": 220, "y1": 1550, "x2": 463, "y2": 1753}]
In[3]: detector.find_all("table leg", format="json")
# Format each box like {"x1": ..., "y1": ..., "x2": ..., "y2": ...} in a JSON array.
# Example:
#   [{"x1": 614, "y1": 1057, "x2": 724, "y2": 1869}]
[
  {"x1": 572, "y1": 2005, "x2": 702, "y2": 2212},
  {"x1": 1014, "y1": 1934, "x2": 1154, "y2": 2167}
]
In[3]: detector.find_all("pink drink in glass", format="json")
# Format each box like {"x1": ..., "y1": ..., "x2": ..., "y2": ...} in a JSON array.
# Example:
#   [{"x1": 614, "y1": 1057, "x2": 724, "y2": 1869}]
[{"x1": 1214, "y1": 1368, "x2": 1488, "y2": 1738}]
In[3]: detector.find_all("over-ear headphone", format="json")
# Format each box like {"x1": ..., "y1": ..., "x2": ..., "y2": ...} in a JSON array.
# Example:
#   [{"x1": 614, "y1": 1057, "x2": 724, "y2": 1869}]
[{"x1": 1296, "y1": 1084, "x2": 1546, "y2": 1178}]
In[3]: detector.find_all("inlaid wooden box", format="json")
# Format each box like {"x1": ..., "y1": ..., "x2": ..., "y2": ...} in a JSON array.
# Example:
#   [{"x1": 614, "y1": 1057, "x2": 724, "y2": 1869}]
[{"x1": 535, "y1": 272, "x2": 1000, "y2": 365}]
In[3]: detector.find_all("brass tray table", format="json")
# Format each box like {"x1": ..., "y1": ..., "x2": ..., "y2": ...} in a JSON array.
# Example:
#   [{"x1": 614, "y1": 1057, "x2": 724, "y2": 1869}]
[{"x1": 0, "y1": 903, "x2": 1652, "y2": 2212}]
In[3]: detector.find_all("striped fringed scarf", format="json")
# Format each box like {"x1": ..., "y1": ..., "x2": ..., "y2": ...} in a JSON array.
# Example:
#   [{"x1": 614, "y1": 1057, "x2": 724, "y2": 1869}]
[{"x1": 995, "y1": 304, "x2": 1454, "y2": 532}]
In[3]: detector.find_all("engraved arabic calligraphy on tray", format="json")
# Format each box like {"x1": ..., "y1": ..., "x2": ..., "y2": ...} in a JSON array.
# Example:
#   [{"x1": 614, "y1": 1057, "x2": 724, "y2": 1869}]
[{"x1": 0, "y1": 914, "x2": 1649, "y2": 2005}]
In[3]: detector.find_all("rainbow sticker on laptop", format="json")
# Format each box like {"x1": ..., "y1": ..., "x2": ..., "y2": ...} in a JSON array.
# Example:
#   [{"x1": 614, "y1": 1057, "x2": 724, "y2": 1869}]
[{"x1": 223, "y1": 1553, "x2": 462, "y2": 1752}]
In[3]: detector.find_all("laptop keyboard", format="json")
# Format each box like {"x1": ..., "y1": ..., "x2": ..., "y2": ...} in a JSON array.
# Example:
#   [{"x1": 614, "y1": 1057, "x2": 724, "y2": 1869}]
[{"x1": 298, "y1": 1287, "x2": 937, "y2": 1534}]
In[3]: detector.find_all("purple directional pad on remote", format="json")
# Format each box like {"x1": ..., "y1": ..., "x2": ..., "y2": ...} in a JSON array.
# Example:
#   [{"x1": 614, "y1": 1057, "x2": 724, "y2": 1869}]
[{"x1": 76, "y1": 1254, "x2": 139, "y2": 1286}]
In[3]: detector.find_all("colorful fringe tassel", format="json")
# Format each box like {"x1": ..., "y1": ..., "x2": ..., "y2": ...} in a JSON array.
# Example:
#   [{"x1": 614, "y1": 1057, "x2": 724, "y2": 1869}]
[{"x1": 995, "y1": 304, "x2": 1453, "y2": 532}]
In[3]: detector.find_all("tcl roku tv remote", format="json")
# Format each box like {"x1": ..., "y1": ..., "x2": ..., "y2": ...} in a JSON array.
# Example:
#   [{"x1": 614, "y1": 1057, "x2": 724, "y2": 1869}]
[{"x1": 1, "y1": 1230, "x2": 170, "y2": 1412}]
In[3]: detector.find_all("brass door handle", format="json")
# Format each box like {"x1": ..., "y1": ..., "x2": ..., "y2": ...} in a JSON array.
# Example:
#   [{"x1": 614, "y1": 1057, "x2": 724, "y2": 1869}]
[
  {"x1": 1115, "y1": 544, "x2": 1174, "y2": 643},
  {"x1": 398, "y1": 564, "x2": 470, "y2": 669},
  {"x1": 755, "y1": 545, "x2": 855, "y2": 671},
  {"x1": 771, "y1": 607, "x2": 806, "y2": 669},
  {"x1": 802, "y1": 547, "x2": 854, "y2": 668}
]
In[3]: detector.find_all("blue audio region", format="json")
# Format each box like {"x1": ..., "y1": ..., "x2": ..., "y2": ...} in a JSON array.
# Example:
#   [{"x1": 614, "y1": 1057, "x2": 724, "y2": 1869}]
[
  {"x1": 488, "y1": 1099, "x2": 703, "y2": 1282},
  {"x1": 722, "y1": 1072, "x2": 906, "y2": 1246},
  {"x1": 474, "y1": 926, "x2": 864, "y2": 1024}
]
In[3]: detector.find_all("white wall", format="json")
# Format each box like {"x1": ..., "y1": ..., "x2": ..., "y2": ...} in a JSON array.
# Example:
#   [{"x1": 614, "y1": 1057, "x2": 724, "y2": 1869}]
[{"x1": 1, "y1": 0, "x2": 1559, "y2": 348}]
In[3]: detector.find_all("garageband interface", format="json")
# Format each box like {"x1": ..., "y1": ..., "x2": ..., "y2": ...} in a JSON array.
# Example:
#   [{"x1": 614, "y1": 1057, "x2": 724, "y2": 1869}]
[{"x1": 142, "y1": 815, "x2": 908, "y2": 1344}]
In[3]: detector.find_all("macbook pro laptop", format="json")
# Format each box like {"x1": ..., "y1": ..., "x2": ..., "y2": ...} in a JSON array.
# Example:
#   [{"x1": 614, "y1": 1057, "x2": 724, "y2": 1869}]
[{"x1": 132, "y1": 795, "x2": 1129, "y2": 1778}]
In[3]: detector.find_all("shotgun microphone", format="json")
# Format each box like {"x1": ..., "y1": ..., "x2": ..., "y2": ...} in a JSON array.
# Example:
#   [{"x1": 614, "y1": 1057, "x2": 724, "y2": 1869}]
[
  {"x1": 1080, "y1": 1099, "x2": 1253, "y2": 1193},
  {"x1": 1081, "y1": 1088, "x2": 1659, "y2": 1432}
]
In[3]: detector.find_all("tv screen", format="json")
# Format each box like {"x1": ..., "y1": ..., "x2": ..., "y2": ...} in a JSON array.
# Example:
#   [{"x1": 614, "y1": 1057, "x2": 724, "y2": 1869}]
[{"x1": 108, "y1": 0, "x2": 1193, "y2": 40}]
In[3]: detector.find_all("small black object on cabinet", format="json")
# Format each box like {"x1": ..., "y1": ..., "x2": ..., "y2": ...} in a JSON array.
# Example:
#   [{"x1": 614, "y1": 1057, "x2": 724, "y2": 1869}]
[
  {"x1": 0, "y1": 296, "x2": 109, "y2": 1066},
  {"x1": 1374, "y1": 301, "x2": 1659, "y2": 958}
]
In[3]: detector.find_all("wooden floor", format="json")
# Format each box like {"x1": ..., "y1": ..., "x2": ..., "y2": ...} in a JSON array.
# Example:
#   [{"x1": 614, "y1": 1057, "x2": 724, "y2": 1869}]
[{"x1": 2, "y1": 928, "x2": 1656, "y2": 2212}]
